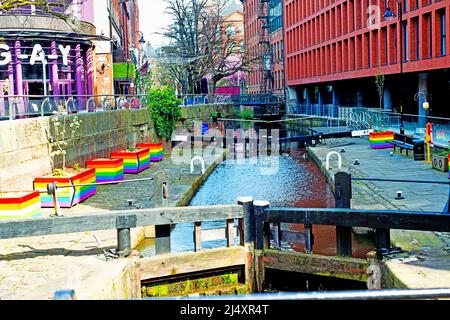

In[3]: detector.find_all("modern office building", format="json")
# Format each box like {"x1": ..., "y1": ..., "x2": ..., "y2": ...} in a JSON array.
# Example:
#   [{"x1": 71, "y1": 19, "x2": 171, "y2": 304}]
[{"x1": 285, "y1": 0, "x2": 450, "y2": 120}]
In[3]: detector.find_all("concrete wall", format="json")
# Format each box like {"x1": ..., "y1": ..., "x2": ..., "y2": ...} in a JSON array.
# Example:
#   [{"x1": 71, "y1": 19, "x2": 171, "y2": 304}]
[{"x1": 0, "y1": 109, "x2": 153, "y2": 190}]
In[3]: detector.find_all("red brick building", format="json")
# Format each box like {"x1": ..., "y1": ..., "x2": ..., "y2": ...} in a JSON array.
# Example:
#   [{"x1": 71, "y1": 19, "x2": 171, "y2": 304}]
[
  {"x1": 285, "y1": 0, "x2": 450, "y2": 119},
  {"x1": 242, "y1": 0, "x2": 285, "y2": 95}
]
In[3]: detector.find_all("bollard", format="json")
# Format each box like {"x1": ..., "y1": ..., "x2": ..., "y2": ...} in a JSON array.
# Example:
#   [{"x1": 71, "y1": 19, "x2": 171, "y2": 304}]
[
  {"x1": 116, "y1": 215, "x2": 136, "y2": 258},
  {"x1": 154, "y1": 174, "x2": 171, "y2": 255},
  {"x1": 335, "y1": 172, "x2": 352, "y2": 257}
]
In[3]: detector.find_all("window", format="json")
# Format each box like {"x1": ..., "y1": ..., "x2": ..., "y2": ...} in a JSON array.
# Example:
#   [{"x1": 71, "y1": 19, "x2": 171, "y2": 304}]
[
  {"x1": 415, "y1": 19, "x2": 419, "y2": 60},
  {"x1": 441, "y1": 12, "x2": 446, "y2": 56},
  {"x1": 403, "y1": 22, "x2": 408, "y2": 61}
]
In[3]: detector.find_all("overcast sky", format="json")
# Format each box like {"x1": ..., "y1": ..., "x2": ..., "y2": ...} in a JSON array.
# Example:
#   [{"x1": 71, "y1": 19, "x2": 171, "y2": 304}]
[
  {"x1": 139, "y1": 0, "x2": 172, "y2": 48},
  {"x1": 138, "y1": 0, "x2": 242, "y2": 49}
]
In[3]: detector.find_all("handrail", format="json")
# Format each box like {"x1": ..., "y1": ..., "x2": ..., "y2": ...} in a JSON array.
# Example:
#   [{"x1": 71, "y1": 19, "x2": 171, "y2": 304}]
[
  {"x1": 171, "y1": 288, "x2": 450, "y2": 300},
  {"x1": 0, "y1": 204, "x2": 244, "y2": 240},
  {"x1": 262, "y1": 207, "x2": 450, "y2": 231}
]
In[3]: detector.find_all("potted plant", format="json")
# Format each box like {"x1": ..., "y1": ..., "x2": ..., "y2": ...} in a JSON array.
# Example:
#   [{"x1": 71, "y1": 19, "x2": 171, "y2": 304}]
[
  {"x1": 431, "y1": 150, "x2": 449, "y2": 172},
  {"x1": 137, "y1": 136, "x2": 164, "y2": 162},
  {"x1": 146, "y1": 86, "x2": 182, "y2": 153},
  {"x1": 369, "y1": 131, "x2": 394, "y2": 149},
  {"x1": 111, "y1": 145, "x2": 151, "y2": 174},
  {"x1": 86, "y1": 158, "x2": 125, "y2": 183},
  {"x1": 0, "y1": 190, "x2": 42, "y2": 220},
  {"x1": 33, "y1": 113, "x2": 97, "y2": 208}
]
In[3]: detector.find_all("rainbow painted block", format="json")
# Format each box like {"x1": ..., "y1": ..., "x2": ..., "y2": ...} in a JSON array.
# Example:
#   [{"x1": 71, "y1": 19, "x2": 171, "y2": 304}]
[
  {"x1": 111, "y1": 148, "x2": 150, "y2": 174},
  {"x1": 369, "y1": 131, "x2": 394, "y2": 149},
  {"x1": 33, "y1": 168, "x2": 97, "y2": 208},
  {"x1": 0, "y1": 191, "x2": 41, "y2": 220},
  {"x1": 137, "y1": 142, "x2": 164, "y2": 162},
  {"x1": 86, "y1": 158, "x2": 125, "y2": 183}
]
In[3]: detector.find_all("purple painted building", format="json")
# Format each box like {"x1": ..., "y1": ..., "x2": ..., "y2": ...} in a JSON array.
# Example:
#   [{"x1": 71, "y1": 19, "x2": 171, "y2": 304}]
[{"x1": 0, "y1": 0, "x2": 102, "y2": 118}]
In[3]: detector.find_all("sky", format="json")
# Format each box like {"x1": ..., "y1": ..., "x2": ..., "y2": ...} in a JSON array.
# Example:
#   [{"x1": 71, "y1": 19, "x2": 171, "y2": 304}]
[
  {"x1": 138, "y1": 0, "x2": 172, "y2": 48},
  {"x1": 138, "y1": 0, "x2": 243, "y2": 49}
]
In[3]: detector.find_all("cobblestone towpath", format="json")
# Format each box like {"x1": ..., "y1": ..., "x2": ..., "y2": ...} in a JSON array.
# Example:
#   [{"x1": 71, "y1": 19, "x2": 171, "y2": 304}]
[
  {"x1": 0, "y1": 149, "x2": 225, "y2": 300},
  {"x1": 308, "y1": 137, "x2": 450, "y2": 289}
]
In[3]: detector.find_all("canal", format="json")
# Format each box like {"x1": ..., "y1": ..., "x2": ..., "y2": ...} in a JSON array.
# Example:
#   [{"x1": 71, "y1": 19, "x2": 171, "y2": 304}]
[{"x1": 139, "y1": 122, "x2": 375, "y2": 259}]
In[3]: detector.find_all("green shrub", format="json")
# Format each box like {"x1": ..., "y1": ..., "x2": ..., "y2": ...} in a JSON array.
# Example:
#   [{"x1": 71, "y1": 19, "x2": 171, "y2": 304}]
[{"x1": 147, "y1": 86, "x2": 182, "y2": 140}]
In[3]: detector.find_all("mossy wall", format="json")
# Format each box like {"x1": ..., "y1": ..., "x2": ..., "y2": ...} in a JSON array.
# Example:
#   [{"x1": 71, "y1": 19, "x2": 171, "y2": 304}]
[
  {"x1": 0, "y1": 109, "x2": 154, "y2": 190},
  {"x1": 141, "y1": 271, "x2": 248, "y2": 298}
]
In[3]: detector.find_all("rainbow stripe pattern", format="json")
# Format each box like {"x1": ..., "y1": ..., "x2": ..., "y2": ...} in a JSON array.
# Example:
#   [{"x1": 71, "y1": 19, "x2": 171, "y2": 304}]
[
  {"x1": 111, "y1": 148, "x2": 150, "y2": 174},
  {"x1": 137, "y1": 142, "x2": 164, "y2": 162},
  {"x1": 369, "y1": 131, "x2": 394, "y2": 149},
  {"x1": 86, "y1": 158, "x2": 125, "y2": 183},
  {"x1": 0, "y1": 191, "x2": 41, "y2": 220},
  {"x1": 33, "y1": 168, "x2": 97, "y2": 208}
]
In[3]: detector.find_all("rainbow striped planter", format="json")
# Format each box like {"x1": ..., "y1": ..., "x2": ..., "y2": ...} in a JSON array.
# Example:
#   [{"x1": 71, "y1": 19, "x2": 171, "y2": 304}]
[
  {"x1": 137, "y1": 142, "x2": 164, "y2": 162},
  {"x1": 0, "y1": 191, "x2": 41, "y2": 220},
  {"x1": 86, "y1": 158, "x2": 125, "y2": 183},
  {"x1": 111, "y1": 148, "x2": 150, "y2": 174},
  {"x1": 33, "y1": 168, "x2": 97, "y2": 208},
  {"x1": 369, "y1": 131, "x2": 394, "y2": 149}
]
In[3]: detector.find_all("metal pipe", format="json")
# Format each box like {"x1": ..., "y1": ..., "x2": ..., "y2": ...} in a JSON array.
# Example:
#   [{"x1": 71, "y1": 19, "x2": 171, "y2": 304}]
[
  {"x1": 163, "y1": 288, "x2": 450, "y2": 300},
  {"x1": 351, "y1": 177, "x2": 450, "y2": 185},
  {"x1": 36, "y1": 177, "x2": 155, "y2": 193}
]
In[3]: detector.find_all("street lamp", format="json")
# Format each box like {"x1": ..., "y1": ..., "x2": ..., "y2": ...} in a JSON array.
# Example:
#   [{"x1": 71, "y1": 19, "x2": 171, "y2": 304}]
[
  {"x1": 384, "y1": 0, "x2": 405, "y2": 135},
  {"x1": 137, "y1": 31, "x2": 146, "y2": 95}
]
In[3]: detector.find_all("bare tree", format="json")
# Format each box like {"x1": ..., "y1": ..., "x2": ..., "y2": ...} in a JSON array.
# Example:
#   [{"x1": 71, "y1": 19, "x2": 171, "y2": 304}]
[
  {"x1": 163, "y1": 0, "x2": 209, "y2": 95},
  {"x1": 162, "y1": 0, "x2": 257, "y2": 95}
]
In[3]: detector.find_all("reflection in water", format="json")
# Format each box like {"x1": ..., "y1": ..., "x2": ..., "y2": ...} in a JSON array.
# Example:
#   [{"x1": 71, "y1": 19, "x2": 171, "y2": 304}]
[
  {"x1": 138, "y1": 119, "x2": 375, "y2": 258},
  {"x1": 168, "y1": 148, "x2": 374, "y2": 258}
]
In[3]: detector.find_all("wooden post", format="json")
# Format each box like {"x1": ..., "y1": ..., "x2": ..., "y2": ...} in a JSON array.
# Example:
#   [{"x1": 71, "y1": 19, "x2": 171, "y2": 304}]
[
  {"x1": 226, "y1": 219, "x2": 235, "y2": 247},
  {"x1": 335, "y1": 172, "x2": 352, "y2": 257},
  {"x1": 367, "y1": 251, "x2": 383, "y2": 290},
  {"x1": 272, "y1": 222, "x2": 281, "y2": 250},
  {"x1": 254, "y1": 200, "x2": 270, "y2": 293},
  {"x1": 375, "y1": 228, "x2": 391, "y2": 251},
  {"x1": 194, "y1": 222, "x2": 202, "y2": 252},
  {"x1": 154, "y1": 174, "x2": 171, "y2": 255},
  {"x1": 304, "y1": 224, "x2": 314, "y2": 254},
  {"x1": 237, "y1": 197, "x2": 255, "y2": 293},
  {"x1": 254, "y1": 201, "x2": 270, "y2": 251}
]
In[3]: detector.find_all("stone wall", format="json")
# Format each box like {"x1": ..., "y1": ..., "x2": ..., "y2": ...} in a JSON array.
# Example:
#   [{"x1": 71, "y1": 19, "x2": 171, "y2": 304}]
[{"x1": 0, "y1": 109, "x2": 153, "y2": 190}]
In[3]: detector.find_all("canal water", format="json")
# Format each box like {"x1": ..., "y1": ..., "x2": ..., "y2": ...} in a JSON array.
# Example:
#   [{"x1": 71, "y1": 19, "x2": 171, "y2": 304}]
[{"x1": 139, "y1": 142, "x2": 374, "y2": 259}]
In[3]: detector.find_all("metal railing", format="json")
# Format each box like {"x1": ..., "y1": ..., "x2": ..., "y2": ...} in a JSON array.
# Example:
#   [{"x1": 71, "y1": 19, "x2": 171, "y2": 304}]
[
  {"x1": 168, "y1": 288, "x2": 450, "y2": 300},
  {"x1": 287, "y1": 105, "x2": 450, "y2": 147},
  {"x1": 179, "y1": 94, "x2": 286, "y2": 107},
  {"x1": 0, "y1": 94, "x2": 147, "y2": 120}
]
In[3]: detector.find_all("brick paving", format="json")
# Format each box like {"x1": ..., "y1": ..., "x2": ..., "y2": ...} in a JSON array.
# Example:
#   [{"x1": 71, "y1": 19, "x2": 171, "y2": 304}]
[
  {"x1": 0, "y1": 149, "x2": 224, "y2": 299},
  {"x1": 309, "y1": 137, "x2": 450, "y2": 288}
]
